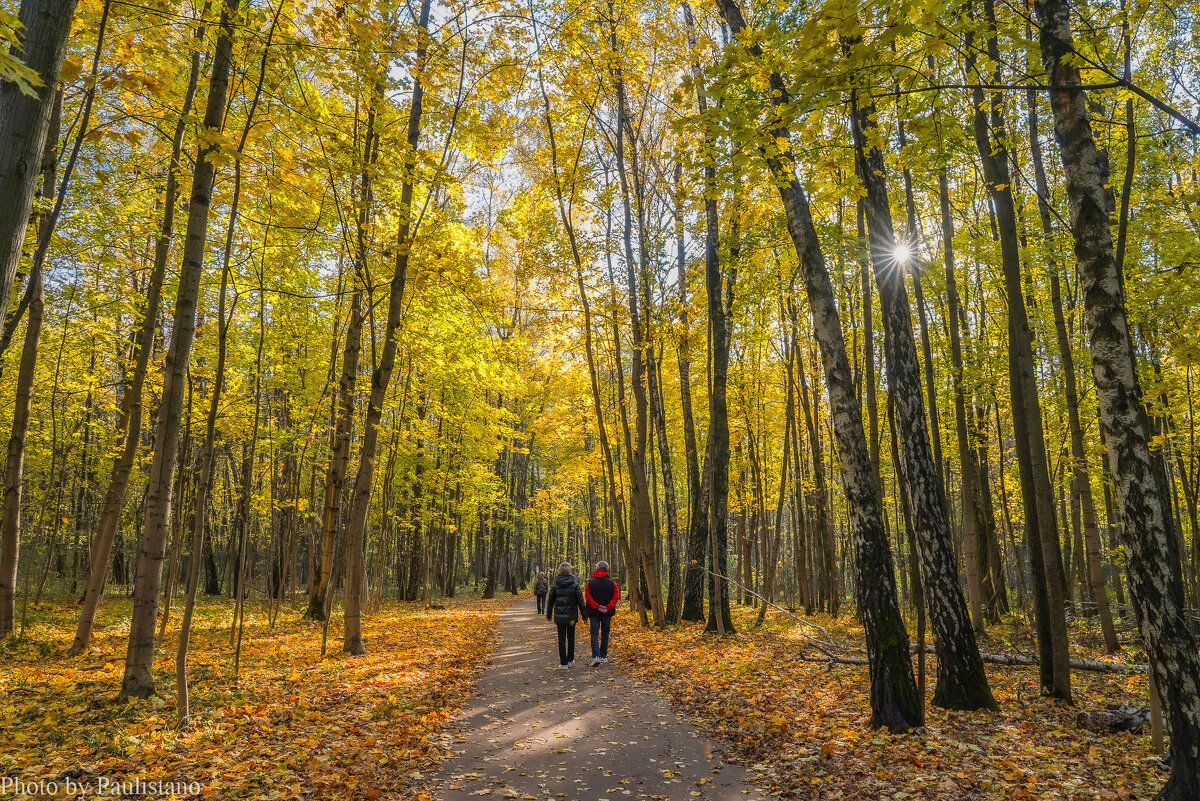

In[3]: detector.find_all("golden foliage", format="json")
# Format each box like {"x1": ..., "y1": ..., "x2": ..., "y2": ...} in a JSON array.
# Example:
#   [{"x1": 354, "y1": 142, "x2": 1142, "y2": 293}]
[{"x1": 1, "y1": 598, "x2": 510, "y2": 799}]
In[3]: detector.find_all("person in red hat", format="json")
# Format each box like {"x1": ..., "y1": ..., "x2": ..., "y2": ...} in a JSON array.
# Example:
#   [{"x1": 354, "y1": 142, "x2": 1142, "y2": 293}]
[{"x1": 584, "y1": 560, "x2": 620, "y2": 666}]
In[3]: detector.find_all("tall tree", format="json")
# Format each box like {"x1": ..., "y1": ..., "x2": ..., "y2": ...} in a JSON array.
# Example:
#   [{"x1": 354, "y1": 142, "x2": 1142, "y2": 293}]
[
  {"x1": 606, "y1": 1, "x2": 666, "y2": 627},
  {"x1": 844, "y1": 29, "x2": 997, "y2": 711},
  {"x1": 679, "y1": 1, "x2": 713, "y2": 624},
  {"x1": 342, "y1": 0, "x2": 431, "y2": 655},
  {"x1": 120, "y1": 0, "x2": 240, "y2": 700},
  {"x1": 1023, "y1": 43, "x2": 1119, "y2": 653},
  {"x1": 711, "y1": 0, "x2": 921, "y2": 730},
  {"x1": 965, "y1": 0, "x2": 1071, "y2": 701},
  {"x1": 305, "y1": 80, "x2": 377, "y2": 621},
  {"x1": 1035, "y1": 0, "x2": 1200, "y2": 794},
  {"x1": 667, "y1": 161, "x2": 700, "y2": 624},
  {"x1": 0, "y1": 89, "x2": 57, "y2": 636},
  {"x1": 69, "y1": 5, "x2": 202, "y2": 657},
  {"x1": 0, "y1": 0, "x2": 78, "y2": 330}
]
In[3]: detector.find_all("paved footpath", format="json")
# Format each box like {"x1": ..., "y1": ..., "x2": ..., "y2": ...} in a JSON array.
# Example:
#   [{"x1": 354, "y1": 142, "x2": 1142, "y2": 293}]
[{"x1": 431, "y1": 604, "x2": 770, "y2": 801}]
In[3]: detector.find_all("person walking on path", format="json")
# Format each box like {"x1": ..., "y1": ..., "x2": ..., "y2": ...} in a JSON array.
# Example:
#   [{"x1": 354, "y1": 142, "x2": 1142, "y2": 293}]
[
  {"x1": 534, "y1": 571, "x2": 549, "y2": 615},
  {"x1": 584, "y1": 560, "x2": 620, "y2": 666},
  {"x1": 545, "y1": 562, "x2": 586, "y2": 669}
]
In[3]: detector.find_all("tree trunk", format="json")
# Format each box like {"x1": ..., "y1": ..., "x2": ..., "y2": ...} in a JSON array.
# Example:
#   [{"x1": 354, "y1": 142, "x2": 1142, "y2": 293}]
[
  {"x1": 175, "y1": 162, "x2": 238, "y2": 724},
  {"x1": 897, "y1": 125, "x2": 944, "y2": 496},
  {"x1": 69, "y1": 10, "x2": 203, "y2": 654},
  {"x1": 937, "y1": 169, "x2": 1001, "y2": 631},
  {"x1": 306, "y1": 84, "x2": 377, "y2": 620},
  {"x1": 757, "y1": 310, "x2": 793, "y2": 626},
  {"x1": 119, "y1": 0, "x2": 239, "y2": 700},
  {"x1": 0, "y1": 96, "x2": 57, "y2": 634},
  {"x1": 1026, "y1": 69, "x2": 1120, "y2": 653},
  {"x1": 1035, "y1": 0, "x2": 1200, "y2": 794},
  {"x1": 607, "y1": 4, "x2": 665, "y2": 627},
  {"x1": 231, "y1": 272, "x2": 267, "y2": 676},
  {"x1": 702, "y1": 194, "x2": 735, "y2": 636},
  {"x1": 795, "y1": 345, "x2": 838, "y2": 617},
  {"x1": 680, "y1": 2, "x2": 715, "y2": 624},
  {"x1": 342, "y1": 0, "x2": 430, "y2": 655},
  {"x1": 846, "y1": 35, "x2": 997, "y2": 711},
  {"x1": 668, "y1": 164, "x2": 698, "y2": 624},
  {"x1": 650, "y1": 344, "x2": 682, "y2": 624},
  {"x1": 711, "y1": 0, "x2": 920, "y2": 731},
  {"x1": 965, "y1": 2, "x2": 1071, "y2": 701},
  {"x1": 307, "y1": 288, "x2": 361, "y2": 619},
  {"x1": 0, "y1": 0, "x2": 78, "y2": 326}
]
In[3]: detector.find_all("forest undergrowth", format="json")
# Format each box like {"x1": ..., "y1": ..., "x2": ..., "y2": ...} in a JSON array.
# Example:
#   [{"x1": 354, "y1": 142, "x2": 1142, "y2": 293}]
[
  {"x1": 617, "y1": 606, "x2": 1161, "y2": 800},
  {"x1": 0, "y1": 596, "x2": 509, "y2": 800}
]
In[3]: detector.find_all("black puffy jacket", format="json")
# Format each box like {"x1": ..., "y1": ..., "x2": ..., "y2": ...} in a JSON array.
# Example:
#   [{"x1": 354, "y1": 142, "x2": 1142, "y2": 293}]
[{"x1": 545, "y1": 573, "x2": 586, "y2": 625}]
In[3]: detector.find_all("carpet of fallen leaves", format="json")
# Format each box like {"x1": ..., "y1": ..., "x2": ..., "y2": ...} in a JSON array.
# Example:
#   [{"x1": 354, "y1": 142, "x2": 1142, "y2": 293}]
[
  {"x1": 0, "y1": 596, "x2": 511, "y2": 800},
  {"x1": 615, "y1": 606, "x2": 1164, "y2": 801}
]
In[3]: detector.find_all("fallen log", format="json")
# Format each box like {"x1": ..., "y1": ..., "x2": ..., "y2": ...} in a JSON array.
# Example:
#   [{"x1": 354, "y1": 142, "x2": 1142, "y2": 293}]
[
  {"x1": 800, "y1": 649, "x2": 1145, "y2": 674},
  {"x1": 913, "y1": 644, "x2": 1146, "y2": 673},
  {"x1": 1076, "y1": 705, "x2": 1150, "y2": 732}
]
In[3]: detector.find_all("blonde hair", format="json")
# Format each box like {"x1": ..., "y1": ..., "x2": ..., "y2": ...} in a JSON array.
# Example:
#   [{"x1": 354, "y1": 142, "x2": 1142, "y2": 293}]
[{"x1": 558, "y1": 562, "x2": 571, "y2": 575}]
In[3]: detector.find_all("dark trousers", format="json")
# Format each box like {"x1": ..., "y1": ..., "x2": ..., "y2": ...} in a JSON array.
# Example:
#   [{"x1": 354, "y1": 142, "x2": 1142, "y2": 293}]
[
  {"x1": 556, "y1": 622, "x2": 576, "y2": 665},
  {"x1": 536, "y1": 593, "x2": 547, "y2": 614},
  {"x1": 590, "y1": 614, "x2": 611, "y2": 658}
]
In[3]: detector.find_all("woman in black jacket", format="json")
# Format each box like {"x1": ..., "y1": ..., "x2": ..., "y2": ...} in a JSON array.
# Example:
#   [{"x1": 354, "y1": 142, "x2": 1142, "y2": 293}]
[{"x1": 545, "y1": 562, "x2": 587, "y2": 669}]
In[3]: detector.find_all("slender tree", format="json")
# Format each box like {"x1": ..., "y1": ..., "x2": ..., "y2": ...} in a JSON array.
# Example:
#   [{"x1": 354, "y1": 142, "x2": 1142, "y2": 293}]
[
  {"x1": 711, "y1": 0, "x2": 922, "y2": 730},
  {"x1": 342, "y1": 0, "x2": 431, "y2": 654},
  {"x1": 844, "y1": 30, "x2": 997, "y2": 711},
  {"x1": 0, "y1": 90, "x2": 58, "y2": 636},
  {"x1": 1035, "y1": 0, "x2": 1200, "y2": 794},
  {"x1": 965, "y1": 0, "x2": 1071, "y2": 701},
  {"x1": 120, "y1": 0, "x2": 240, "y2": 700}
]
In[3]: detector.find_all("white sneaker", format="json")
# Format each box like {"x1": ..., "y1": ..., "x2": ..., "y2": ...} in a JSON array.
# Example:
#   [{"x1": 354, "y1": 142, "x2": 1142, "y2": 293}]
[
  {"x1": 591, "y1": 657, "x2": 601, "y2": 667},
  {"x1": 567, "y1": 661, "x2": 575, "y2": 668},
  {"x1": 559, "y1": 664, "x2": 569, "y2": 670},
  {"x1": 600, "y1": 657, "x2": 608, "y2": 663}
]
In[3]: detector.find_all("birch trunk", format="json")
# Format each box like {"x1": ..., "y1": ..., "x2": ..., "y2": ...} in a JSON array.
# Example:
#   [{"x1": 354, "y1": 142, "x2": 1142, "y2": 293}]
[
  {"x1": 846, "y1": 41, "x2": 997, "y2": 710},
  {"x1": 1036, "y1": 0, "x2": 1200, "y2": 793},
  {"x1": 711, "y1": 0, "x2": 921, "y2": 730}
]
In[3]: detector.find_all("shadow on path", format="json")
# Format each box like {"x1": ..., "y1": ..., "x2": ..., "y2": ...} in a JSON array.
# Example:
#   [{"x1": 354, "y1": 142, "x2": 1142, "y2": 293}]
[{"x1": 432, "y1": 605, "x2": 770, "y2": 801}]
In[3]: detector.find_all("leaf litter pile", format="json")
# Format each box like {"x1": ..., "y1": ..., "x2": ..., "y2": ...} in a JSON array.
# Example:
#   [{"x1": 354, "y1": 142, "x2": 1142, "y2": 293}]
[
  {"x1": 1, "y1": 597, "x2": 508, "y2": 800},
  {"x1": 615, "y1": 607, "x2": 1163, "y2": 800}
]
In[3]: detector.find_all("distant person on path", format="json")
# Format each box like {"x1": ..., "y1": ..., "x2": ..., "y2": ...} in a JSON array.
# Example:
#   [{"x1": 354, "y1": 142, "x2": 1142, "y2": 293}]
[
  {"x1": 546, "y1": 562, "x2": 586, "y2": 669},
  {"x1": 584, "y1": 560, "x2": 620, "y2": 666},
  {"x1": 534, "y1": 571, "x2": 549, "y2": 615}
]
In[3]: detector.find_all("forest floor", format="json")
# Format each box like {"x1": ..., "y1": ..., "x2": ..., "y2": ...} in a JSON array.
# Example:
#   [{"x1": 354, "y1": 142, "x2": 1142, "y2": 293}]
[
  {"x1": 615, "y1": 604, "x2": 1164, "y2": 800},
  {"x1": 0, "y1": 595, "x2": 1167, "y2": 801},
  {"x1": 0, "y1": 594, "x2": 509, "y2": 800}
]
